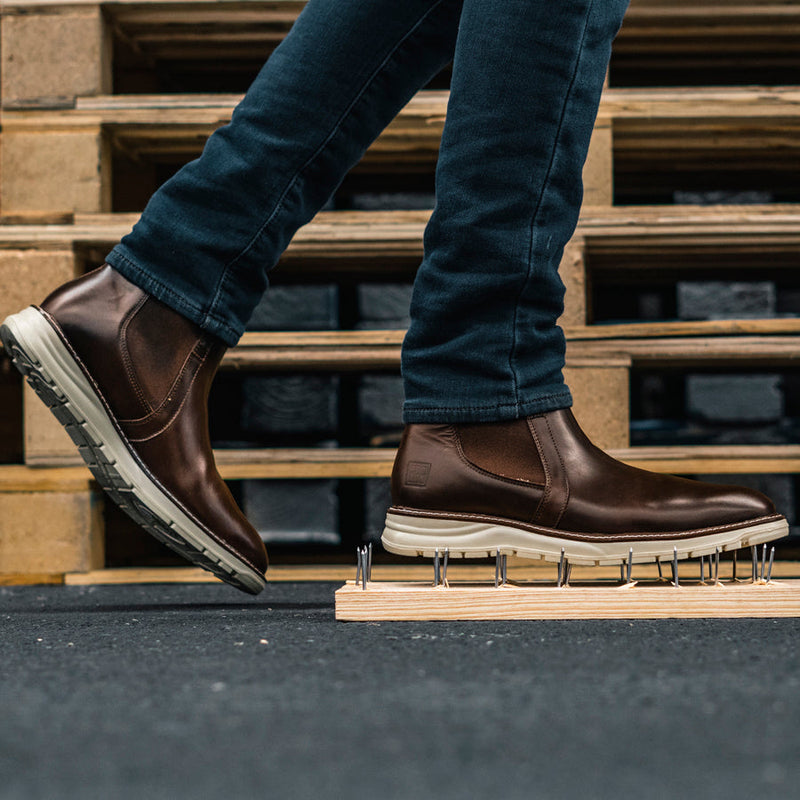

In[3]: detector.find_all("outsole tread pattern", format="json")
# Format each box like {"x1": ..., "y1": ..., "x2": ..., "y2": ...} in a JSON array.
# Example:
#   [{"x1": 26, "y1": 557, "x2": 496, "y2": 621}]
[{"x1": 1, "y1": 321, "x2": 259, "y2": 594}]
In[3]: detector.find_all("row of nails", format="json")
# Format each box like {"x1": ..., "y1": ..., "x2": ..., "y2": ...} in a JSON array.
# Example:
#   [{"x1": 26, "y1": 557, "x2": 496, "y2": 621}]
[
  {"x1": 561, "y1": 543, "x2": 775, "y2": 588},
  {"x1": 356, "y1": 542, "x2": 776, "y2": 589}
]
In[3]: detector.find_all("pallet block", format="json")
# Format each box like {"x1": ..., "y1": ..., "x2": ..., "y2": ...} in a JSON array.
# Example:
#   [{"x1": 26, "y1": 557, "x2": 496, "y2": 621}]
[
  {"x1": 583, "y1": 118, "x2": 613, "y2": 207},
  {"x1": 0, "y1": 250, "x2": 86, "y2": 465},
  {"x1": 558, "y1": 236, "x2": 587, "y2": 329},
  {"x1": 335, "y1": 579, "x2": 800, "y2": 620},
  {"x1": 0, "y1": 468, "x2": 104, "y2": 575},
  {"x1": 24, "y1": 384, "x2": 83, "y2": 466},
  {"x1": 1, "y1": 128, "x2": 110, "y2": 214},
  {"x1": 0, "y1": 249, "x2": 79, "y2": 325},
  {"x1": 1, "y1": 6, "x2": 111, "y2": 108},
  {"x1": 563, "y1": 356, "x2": 630, "y2": 450}
]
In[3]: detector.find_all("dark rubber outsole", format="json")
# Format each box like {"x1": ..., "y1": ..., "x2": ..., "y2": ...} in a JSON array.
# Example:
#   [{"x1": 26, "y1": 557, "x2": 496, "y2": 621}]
[{"x1": 1, "y1": 314, "x2": 265, "y2": 594}]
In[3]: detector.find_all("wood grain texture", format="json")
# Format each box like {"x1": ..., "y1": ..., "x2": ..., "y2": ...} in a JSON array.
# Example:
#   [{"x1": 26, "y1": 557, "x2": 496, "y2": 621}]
[
  {"x1": 5, "y1": 204, "x2": 800, "y2": 249},
  {"x1": 216, "y1": 326, "x2": 800, "y2": 371},
  {"x1": 335, "y1": 579, "x2": 800, "y2": 621},
  {"x1": 0, "y1": 489, "x2": 104, "y2": 574}
]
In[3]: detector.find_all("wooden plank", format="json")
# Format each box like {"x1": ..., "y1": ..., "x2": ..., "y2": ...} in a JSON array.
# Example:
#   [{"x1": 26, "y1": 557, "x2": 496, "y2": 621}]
[
  {"x1": 221, "y1": 327, "x2": 800, "y2": 371},
  {"x1": 603, "y1": 444, "x2": 800, "y2": 474},
  {"x1": 566, "y1": 319, "x2": 800, "y2": 340},
  {"x1": 335, "y1": 579, "x2": 800, "y2": 621},
  {"x1": 0, "y1": 573, "x2": 64, "y2": 586},
  {"x1": 567, "y1": 335, "x2": 800, "y2": 366},
  {"x1": 218, "y1": 443, "x2": 800, "y2": 477},
  {"x1": 213, "y1": 443, "x2": 800, "y2": 478},
  {"x1": 7, "y1": 438, "x2": 800, "y2": 483},
  {"x1": 5, "y1": 204, "x2": 800, "y2": 250},
  {"x1": 213, "y1": 448, "x2": 395, "y2": 479},
  {"x1": 6, "y1": 85, "x2": 800, "y2": 133},
  {"x1": 0, "y1": 465, "x2": 94, "y2": 492}
]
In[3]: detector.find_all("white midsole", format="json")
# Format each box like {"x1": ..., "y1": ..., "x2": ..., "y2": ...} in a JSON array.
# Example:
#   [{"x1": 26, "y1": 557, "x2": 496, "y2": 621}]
[
  {"x1": 3, "y1": 306, "x2": 265, "y2": 593},
  {"x1": 382, "y1": 510, "x2": 789, "y2": 566}
]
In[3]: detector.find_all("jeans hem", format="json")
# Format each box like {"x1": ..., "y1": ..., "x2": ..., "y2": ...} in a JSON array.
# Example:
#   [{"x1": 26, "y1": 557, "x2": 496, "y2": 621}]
[
  {"x1": 402, "y1": 389, "x2": 573, "y2": 423},
  {"x1": 105, "y1": 248, "x2": 242, "y2": 346}
]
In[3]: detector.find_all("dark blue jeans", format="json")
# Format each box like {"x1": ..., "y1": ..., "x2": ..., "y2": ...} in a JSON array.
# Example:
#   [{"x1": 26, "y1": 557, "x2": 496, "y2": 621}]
[{"x1": 105, "y1": 0, "x2": 630, "y2": 423}]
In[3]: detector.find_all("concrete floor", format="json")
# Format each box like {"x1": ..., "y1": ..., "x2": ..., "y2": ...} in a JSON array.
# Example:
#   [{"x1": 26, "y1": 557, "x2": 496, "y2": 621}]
[{"x1": 2, "y1": 582, "x2": 800, "y2": 800}]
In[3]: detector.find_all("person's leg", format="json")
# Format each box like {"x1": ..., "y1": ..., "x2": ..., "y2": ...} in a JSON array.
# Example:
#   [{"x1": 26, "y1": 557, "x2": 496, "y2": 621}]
[
  {"x1": 106, "y1": 0, "x2": 464, "y2": 346},
  {"x1": 0, "y1": 0, "x2": 464, "y2": 593},
  {"x1": 383, "y1": 0, "x2": 788, "y2": 564},
  {"x1": 403, "y1": 0, "x2": 628, "y2": 422}
]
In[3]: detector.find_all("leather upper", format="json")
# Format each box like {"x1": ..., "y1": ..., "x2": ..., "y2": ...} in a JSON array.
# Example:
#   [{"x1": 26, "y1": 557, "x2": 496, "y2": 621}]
[
  {"x1": 392, "y1": 408, "x2": 781, "y2": 537},
  {"x1": 39, "y1": 265, "x2": 268, "y2": 575}
]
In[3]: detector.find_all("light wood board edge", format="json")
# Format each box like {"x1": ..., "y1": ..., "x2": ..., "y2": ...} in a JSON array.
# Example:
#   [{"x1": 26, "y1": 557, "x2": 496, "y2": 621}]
[{"x1": 335, "y1": 579, "x2": 800, "y2": 620}]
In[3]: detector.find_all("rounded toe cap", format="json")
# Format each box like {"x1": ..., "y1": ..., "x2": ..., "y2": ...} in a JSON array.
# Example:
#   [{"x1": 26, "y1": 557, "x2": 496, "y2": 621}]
[{"x1": 708, "y1": 482, "x2": 779, "y2": 526}]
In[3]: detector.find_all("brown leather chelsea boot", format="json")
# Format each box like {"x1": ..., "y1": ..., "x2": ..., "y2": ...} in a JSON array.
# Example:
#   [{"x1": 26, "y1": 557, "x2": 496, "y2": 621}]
[
  {"x1": 382, "y1": 411, "x2": 788, "y2": 565},
  {"x1": 0, "y1": 265, "x2": 268, "y2": 594}
]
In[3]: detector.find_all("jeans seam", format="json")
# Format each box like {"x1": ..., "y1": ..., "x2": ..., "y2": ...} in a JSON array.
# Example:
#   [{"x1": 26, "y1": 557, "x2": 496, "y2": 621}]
[
  {"x1": 204, "y1": 0, "x2": 449, "y2": 329},
  {"x1": 506, "y1": 0, "x2": 596, "y2": 411}
]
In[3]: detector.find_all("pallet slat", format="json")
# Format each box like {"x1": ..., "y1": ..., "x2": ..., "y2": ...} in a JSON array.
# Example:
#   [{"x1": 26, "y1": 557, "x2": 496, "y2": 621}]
[{"x1": 7, "y1": 443, "x2": 800, "y2": 482}]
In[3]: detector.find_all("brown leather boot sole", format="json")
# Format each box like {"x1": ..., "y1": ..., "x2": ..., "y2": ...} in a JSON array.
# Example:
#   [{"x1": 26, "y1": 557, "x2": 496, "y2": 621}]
[{"x1": 1, "y1": 307, "x2": 266, "y2": 594}]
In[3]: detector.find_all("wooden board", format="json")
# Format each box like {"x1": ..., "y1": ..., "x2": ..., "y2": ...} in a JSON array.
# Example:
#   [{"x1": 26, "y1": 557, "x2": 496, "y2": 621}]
[
  {"x1": 5, "y1": 204, "x2": 800, "y2": 246},
  {"x1": 335, "y1": 578, "x2": 800, "y2": 620},
  {"x1": 0, "y1": 573, "x2": 64, "y2": 586},
  {"x1": 215, "y1": 327, "x2": 800, "y2": 371}
]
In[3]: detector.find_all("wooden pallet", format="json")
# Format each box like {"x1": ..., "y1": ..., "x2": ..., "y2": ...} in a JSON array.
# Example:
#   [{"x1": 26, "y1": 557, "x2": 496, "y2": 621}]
[
  {"x1": 4, "y1": 203, "x2": 800, "y2": 322},
  {"x1": 2, "y1": 0, "x2": 800, "y2": 582},
  {"x1": 8, "y1": 87, "x2": 800, "y2": 213},
  {"x1": 2, "y1": 206, "x2": 800, "y2": 466},
  {"x1": 10, "y1": 319, "x2": 800, "y2": 467},
  {"x1": 3, "y1": 0, "x2": 799, "y2": 108},
  {"x1": 8, "y1": 351, "x2": 629, "y2": 465}
]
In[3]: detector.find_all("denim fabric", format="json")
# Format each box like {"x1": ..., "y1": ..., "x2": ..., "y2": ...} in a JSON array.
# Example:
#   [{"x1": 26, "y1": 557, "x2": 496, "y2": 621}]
[{"x1": 105, "y1": 0, "x2": 630, "y2": 423}]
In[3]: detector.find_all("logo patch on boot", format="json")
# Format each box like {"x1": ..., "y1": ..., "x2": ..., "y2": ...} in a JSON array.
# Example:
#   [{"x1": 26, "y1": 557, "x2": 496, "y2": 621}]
[{"x1": 405, "y1": 461, "x2": 431, "y2": 487}]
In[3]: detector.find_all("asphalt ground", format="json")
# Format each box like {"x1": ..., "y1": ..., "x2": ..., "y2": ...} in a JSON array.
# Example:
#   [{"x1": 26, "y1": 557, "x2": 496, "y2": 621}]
[{"x1": 2, "y1": 582, "x2": 799, "y2": 799}]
